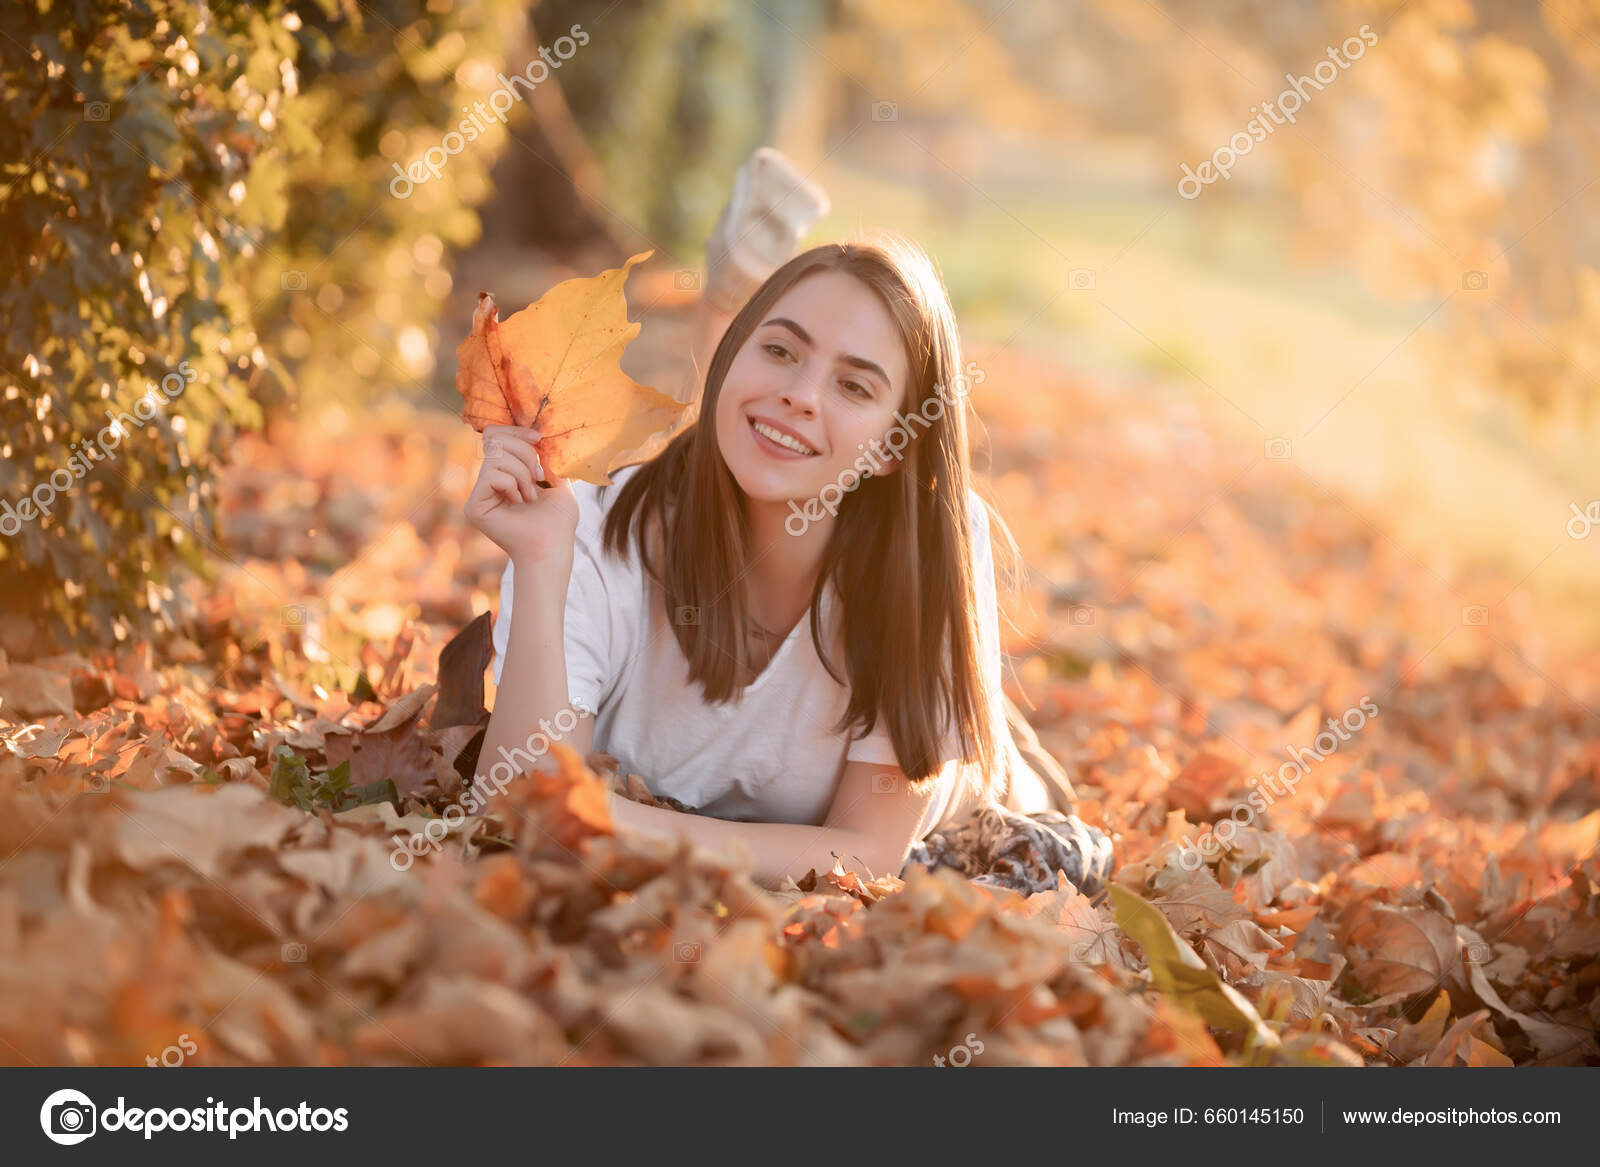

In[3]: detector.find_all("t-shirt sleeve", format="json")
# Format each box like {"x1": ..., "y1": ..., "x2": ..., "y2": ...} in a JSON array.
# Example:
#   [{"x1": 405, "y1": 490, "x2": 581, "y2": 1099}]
[
  {"x1": 489, "y1": 484, "x2": 621, "y2": 718},
  {"x1": 843, "y1": 491, "x2": 1003, "y2": 769}
]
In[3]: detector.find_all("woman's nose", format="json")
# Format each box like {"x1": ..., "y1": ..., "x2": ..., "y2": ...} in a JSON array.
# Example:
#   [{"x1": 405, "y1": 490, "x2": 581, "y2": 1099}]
[{"x1": 780, "y1": 373, "x2": 823, "y2": 414}]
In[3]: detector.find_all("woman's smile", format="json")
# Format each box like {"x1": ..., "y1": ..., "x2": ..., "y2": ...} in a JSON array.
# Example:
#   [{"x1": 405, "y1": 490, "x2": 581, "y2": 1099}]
[{"x1": 747, "y1": 414, "x2": 821, "y2": 458}]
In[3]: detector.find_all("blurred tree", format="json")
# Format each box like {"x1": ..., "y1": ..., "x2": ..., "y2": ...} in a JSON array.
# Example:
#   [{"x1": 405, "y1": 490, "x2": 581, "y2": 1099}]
[
  {"x1": 520, "y1": 0, "x2": 819, "y2": 257},
  {"x1": 1, "y1": 0, "x2": 523, "y2": 651},
  {"x1": 259, "y1": 0, "x2": 528, "y2": 410},
  {"x1": 821, "y1": 0, "x2": 1600, "y2": 416}
]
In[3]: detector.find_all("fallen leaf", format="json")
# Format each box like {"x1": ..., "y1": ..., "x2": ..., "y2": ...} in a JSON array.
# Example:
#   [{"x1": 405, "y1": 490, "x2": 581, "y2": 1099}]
[
  {"x1": 1337, "y1": 894, "x2": 1458, "y2": 999},
  {"x1": 0, "y1": 664, "x2": 75, "y2": 718},
  {"x1": 1110, "y1": 884, "x2": 1282, "y2": 1052}
]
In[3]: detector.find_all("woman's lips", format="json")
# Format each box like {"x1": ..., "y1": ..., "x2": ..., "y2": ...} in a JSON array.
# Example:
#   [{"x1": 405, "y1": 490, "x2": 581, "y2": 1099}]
[{"x1": 748, "y1": 415, "x2": 818, "y2": 458}]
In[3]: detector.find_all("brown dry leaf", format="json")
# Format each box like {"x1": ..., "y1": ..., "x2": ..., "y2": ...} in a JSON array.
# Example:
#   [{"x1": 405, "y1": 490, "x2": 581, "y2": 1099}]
[
  {"x1": 1148, "y1": 862, "x2": 1251, "y2": 936},
  {"x1": 1201, "y1": 917, "x2": 1287, "y2": 980},
  {"x1": 1337, "y1": 896, "x2": 1460, "y2": 999},
  {"x1": 1456, "y1": 924, "x2": 1595, "y2": 1062},
  {"x1": 6, "y1": 723, "x2": 77, "y2": 759},
  {"x1": 1422, "y1": 1007, "x2": 1498, "y2": 1066},
  {"x1": 352, "y1": 975, "x2": 568, "y2": 1065},
  {"x1": 1240, "y1": 966, "x2": 1339, "y2": 1023},
  {"x1": 1166, "y1": 751, "x2": 1237, "y2": 819},
  {"x1": 325, "y1": 685, "x2": 459, "y2": 801},
  {"x1": 454, "y1": 251, "x2": 688, "y2": 484},
  {"x1": 109, "y1": 784, "x2": 304, "y2": 880},
  {"x1": 1014, "y1": 878, "x2": 1124, "y2": 966},
  {"x1": 0, "y1": 663, "x2": 76, "y2": 718}
]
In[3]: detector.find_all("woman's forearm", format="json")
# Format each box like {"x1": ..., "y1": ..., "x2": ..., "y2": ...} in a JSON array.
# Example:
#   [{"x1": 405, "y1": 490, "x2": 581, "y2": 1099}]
[
  {"x1": 478, "y1": 563, "x2": 578, "y2": 786},
  {"x1": 607, "y1": 795, "x2": 891, "y2": 888}
]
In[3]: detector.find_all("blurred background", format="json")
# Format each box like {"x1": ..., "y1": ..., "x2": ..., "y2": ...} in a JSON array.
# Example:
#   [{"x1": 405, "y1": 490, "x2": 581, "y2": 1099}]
[{"x1": 4, "y1": 0, "x2": 1599, "y2": 669}]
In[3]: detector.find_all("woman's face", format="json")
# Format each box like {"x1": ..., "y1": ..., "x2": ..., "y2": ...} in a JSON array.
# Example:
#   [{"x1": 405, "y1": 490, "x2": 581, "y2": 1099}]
[{"x1": 714, "y1": 269, "x2": 912, "y2": 510}]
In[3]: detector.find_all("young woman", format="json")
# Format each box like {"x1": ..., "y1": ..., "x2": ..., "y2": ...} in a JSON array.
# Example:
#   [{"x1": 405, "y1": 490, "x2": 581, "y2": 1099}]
[{"x1": 467, "y1": 236, "x2": 1111, "y2": 892}]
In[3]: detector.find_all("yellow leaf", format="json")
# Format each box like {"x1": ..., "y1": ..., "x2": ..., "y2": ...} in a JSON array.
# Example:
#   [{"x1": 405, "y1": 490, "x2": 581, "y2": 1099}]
[
  {"x1": 515, "y1": 251, "x2": 692, "y2": 484},
  {"x1": 1110, "y1": 884, "x2": 1281, "y2": 1052}
]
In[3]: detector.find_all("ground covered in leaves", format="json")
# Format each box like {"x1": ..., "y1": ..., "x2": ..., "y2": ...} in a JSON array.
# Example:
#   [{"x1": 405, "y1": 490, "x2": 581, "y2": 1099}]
[{"x1": 1, "y1": 317, "x2": 1597, "y2": 1066}]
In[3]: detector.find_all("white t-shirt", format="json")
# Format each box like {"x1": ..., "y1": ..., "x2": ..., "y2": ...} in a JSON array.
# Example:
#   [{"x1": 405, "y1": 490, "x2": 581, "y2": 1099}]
[{"x1": 490, "y1": 463, "x2": 1007, "y2": 839}]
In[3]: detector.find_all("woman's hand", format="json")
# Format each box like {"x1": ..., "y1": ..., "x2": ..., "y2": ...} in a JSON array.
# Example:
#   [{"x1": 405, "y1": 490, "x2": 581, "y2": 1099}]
[{"x1": 464, "y1": 426, "x2": 579, "y2": 570}]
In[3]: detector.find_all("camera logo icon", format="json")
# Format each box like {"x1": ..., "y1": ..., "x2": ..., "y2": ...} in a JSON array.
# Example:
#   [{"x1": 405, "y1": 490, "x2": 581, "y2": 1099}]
[
  {"x1": 1265, "y1": 437, "x2": 1292, "y2": 460},
  {"x1": 871, "y1": 772, "x2": 900, "y2": 794},
  {"x1": 674, "y1": 941, "x2": 701, "y2": 962},
  {"x1": 281, "y1": 941, "x2": 307, "y2": 962},
  {"x1": 281, "y1": 270, "x2": 308, "y2": 292},
  {"x1": 871, "y1": 100, "x2": 898, "y2": 122},
  {"x1": 83, "y1": 102, "x2": 110, "y2": 122},
  {"x1": 1461, "y1": 270, "x2": 1489, "y2": 291},
  {"x1": 674, "y1": 269, "x2": 700, "y2": 290},
  {"x1": 674, "y1": 605, "x2": 700, "y2": 625},
  {"x1": 1461, "y1": 605, "x2": 1489, "y2": 626},
  {"x1": 40, "y1": 1088, "x2": 97, "y2": 1145},
  {"x1": 1069, "y1": 604, "x2": 1096, "y2": 626},
  {"x1": 1069, "y1": 268, "x2": 1095, "y2": 291}
]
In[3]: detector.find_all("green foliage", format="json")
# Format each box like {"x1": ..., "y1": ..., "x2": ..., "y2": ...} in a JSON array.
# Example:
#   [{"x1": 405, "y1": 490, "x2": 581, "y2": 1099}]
[
  {"x1": 255, "y1": 0, "x2": 529, "y2": 412},
  {"x1": 268, "y1": 745, "x2": 398, "y2": 812},
  {"x1": 0, "y1": 0, "x2": 524, "y2": 649}
]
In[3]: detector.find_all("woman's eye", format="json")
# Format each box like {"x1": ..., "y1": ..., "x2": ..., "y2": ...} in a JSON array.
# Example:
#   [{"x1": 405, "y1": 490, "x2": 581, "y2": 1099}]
[
  {"x1": 762, "y1": 342, "x2": 791, "y2": 361},
  {"x1": 841, "y1": 379, "x2": 870, "y2": 398}
]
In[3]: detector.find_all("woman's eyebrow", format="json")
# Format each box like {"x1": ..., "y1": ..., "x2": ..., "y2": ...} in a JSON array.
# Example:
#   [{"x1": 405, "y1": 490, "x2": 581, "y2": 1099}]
[{"x1": 762, "y1": 317, "x2": 890, "y2": 386}]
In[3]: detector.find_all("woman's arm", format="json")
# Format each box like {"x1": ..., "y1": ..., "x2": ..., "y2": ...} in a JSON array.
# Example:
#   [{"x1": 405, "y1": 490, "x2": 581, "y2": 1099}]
[
  {"x1": 479, "y1": 567, "x2": 595, "y2": 785},
  {"x1": 607, "y1": 759, "x2": 938, "y2": 888},
  {"x1": 465, "y1": 425, "x2": 594, "y2": 785}
]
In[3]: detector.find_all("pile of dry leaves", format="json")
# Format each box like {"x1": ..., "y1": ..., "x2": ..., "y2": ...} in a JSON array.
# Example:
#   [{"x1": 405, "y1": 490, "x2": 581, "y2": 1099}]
[{"x1": 1, "y1": 325, "x2": 1596, "y2": 1066}]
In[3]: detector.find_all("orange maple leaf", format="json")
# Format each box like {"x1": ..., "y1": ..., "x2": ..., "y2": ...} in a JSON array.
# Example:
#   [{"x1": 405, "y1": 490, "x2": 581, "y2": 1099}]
[{"x1": 454, "y1": 250, "x2": 689, "y2": 484}]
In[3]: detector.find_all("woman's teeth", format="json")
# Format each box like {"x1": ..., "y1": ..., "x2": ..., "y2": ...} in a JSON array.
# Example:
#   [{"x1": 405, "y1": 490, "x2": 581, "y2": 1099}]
[{"x1": 751, "y1": 419, "x2": 817, "y2": 456}]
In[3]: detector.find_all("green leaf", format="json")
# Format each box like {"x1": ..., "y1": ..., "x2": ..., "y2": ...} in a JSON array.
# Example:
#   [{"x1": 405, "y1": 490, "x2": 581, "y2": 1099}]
[
  {"x1": 318, "y1": 758, "x2": 352, "y2": 798},
  {"x1": 1109, "y1": 884, "x2": 1281, "y2": 1054},
  {"x1": 268, "y1": 745, "x2": 311, "y2": 805},
  {"x1": 342, "y1": 778, "x2": 400, "y2": 811},
  {"x1": 350, "y1": 672, "x2": 378, "y2": 705}
]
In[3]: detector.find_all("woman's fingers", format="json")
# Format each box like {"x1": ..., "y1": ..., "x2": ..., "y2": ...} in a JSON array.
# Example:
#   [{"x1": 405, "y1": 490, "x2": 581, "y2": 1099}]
[
  {"x1": 485, "y1": 429, "x2": 544, "y2": 482},
  {"x1": 481, "y1": 466, "x2": 522, "y2": 506},
  {"x1": 482, "y1": 424, "x2": 542, "y2": 443},
  {"x1": 495, "y1": 455, "x2": 537, "y2": 502}
]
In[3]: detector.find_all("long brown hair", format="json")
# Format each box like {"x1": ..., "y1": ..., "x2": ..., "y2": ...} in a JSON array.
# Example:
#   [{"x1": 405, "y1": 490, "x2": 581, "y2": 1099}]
[{"x1": 603, "y1": 238, "x2": 1020, "y2": 799}]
